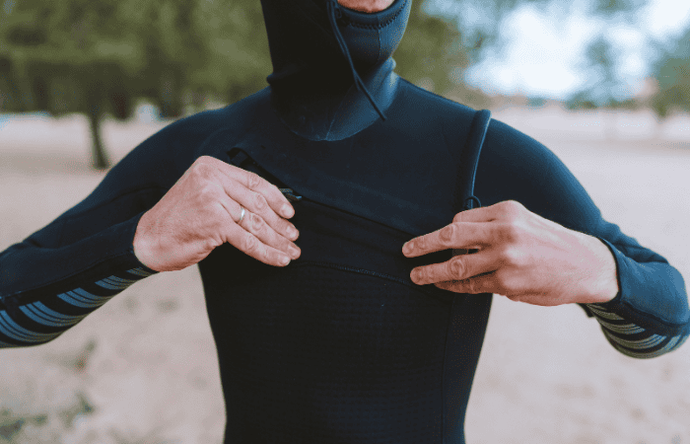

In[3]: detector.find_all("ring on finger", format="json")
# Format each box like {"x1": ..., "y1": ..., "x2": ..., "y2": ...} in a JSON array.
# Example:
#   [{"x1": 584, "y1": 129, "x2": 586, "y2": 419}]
[{"x1": 237, "y1": 206, "x2": 246, "y2": 225}]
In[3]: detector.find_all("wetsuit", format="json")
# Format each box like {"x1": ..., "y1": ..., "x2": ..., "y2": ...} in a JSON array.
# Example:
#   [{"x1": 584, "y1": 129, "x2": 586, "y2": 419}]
[{"x1": 1, "y1": 0, "x2": 689, "y2": 442}]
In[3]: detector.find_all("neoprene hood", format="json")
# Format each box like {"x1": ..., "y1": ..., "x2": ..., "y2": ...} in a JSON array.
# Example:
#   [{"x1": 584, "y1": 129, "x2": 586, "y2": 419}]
[{"x1": 259, "y1": 0, "x2": 413, "y2": 140}]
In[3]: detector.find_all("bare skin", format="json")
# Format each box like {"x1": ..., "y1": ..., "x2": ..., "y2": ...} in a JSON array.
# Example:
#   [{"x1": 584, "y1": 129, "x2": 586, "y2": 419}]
[
  {"x1": 134, "y1": 156, "x2": 300, "y2": 272},
  {"x1": 337, "y1": 0, "x2": 395, "y2": 13},
  {"x1": 403, "y1": 200, "x2": 619, "y2": 306}
]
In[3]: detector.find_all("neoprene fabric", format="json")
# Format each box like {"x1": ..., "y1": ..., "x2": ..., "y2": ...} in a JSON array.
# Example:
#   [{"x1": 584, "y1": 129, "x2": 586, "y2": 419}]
[
  {"x1": 1, "y1": 0, "x2": 689, "y2": 443},
  {"x1": 262, "y1": 0, "x2": 410, "y2": 140}
]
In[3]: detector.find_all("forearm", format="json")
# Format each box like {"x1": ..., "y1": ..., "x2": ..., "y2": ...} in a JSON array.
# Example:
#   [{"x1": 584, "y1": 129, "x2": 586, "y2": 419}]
[
  {"x1": 581, "y1": 238, "x2": 690, "y2": 359},
  {"x1": 572, "y1": 232, "x2": 619, "y2": 305},
  {"x1": 0, "y1": 110, "x2": 222, "y2": 348},
  {"x1": 0, "y1": 217, "x2": 158, "y2": 348},
  {"x1": 473, "y1": 119, "x2": 690, "y2": 358},
  {"x1": 0, "y1": 264, "x2": 155, "y2": 348},
  {"x1": 583, "y1": 301, "x2": 689, "y2": 358}
]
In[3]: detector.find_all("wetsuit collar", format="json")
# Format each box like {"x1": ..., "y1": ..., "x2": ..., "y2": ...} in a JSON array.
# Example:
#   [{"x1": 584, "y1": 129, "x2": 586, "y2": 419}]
[{"x1": 260, "y1": 0, "x2": 412, "y2": 141}]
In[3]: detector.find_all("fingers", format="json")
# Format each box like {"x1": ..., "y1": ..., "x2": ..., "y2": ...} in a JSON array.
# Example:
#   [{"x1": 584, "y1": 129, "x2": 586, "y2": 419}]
[
  {"x1": 213, "y1": 160, "x2": 297, "y2": 238},
  {"x1": 218, "y1": 159, "x2": 295, "y2": 219},
  {"x1": 226, "y1": 178, "x2": 299, "y2": 241},
  {"x1": 404, "y1": 201, "x2": 528, "y2": 258},
  {"x1": 402, "y1": 222, "x2": 492, "y2": 258},
  {"x1": 433, "y1": 272, "x2": 496, "y2": 294},
  {"x1": 221, "y1": 217, "x2": 296, "y2": 267},
  {"x1": 410, "y1": 249, "x2": 497, "y2": 287},
  {"x1": 215, "y1": 194, "x2": 300, "y2": 265},
  {"x1": 200, "y1": 156, "x2": 301, "y2": 267},
  {"x1": 451, "y1": 205, "x2": 497, "y2": 224},
  {"x1": 237, "y1": 207, "x2": 301, "y2": 262},
  {"x1": 451, "y1": 200, "x2": 525, "y2": 224}
]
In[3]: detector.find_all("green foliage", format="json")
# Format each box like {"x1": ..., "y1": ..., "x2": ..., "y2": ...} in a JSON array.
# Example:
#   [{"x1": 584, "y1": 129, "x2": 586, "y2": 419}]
[
  {"x1": 650, "y1": 27, "x2": 690, "y2": 118},
  {"x1": 2, "y1": 0, "x2": 677, "y2": 167},
  {"x1": 396, "y1": 0, "x2": 468, "y2": 95},
  {"x1": 0, "y1": 0, "x2": 476, "y2": 142},
  {"x1": 590, "y1": 0, "x2": 647, "y2": 17},
  {"x1": 0, "y1": 0, "x2": 237, "y2": 167},
  {"x1": 652, "y1": 58, "x2": 690, "y2": 118},
  {"x1": 190, "y1": 0, "x2": 271, "y2": 104},
  {"x1": 0, "y1": 0, "x2": 212, "y2": 116},
  {"x1": 424, "y1": 0, "x2": 553, "y2": 63},
  {"x1": 563, "y1": 0, "x2": 665, "y2": 113},
  {"x1": 566, "y1": 35, "x2": 625, "y2": 110}
]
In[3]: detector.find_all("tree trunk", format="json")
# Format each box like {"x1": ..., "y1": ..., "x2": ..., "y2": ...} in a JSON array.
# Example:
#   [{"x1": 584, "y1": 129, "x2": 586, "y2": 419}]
[{"x1": 87, "y1": 104, "x2": 110, "y2": 170}]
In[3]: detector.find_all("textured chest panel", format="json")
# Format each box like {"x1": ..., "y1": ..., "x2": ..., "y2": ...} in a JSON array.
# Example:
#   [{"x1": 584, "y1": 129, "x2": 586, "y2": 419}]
[
  {"x1": 199, "y1": 191, "x2": 462, "y2": 443},
  {"x1": 197, "y1": 86, "x2": 489, "y2": 443},
  {"x1": 207, "y1": 263, "x2": 447, "y2": 443}
]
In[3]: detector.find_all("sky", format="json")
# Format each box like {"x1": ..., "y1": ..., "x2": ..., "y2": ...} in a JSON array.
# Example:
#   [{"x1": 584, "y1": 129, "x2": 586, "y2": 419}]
[{"x1": 440, "y1": 0, "x2": 690, "y2": 100}]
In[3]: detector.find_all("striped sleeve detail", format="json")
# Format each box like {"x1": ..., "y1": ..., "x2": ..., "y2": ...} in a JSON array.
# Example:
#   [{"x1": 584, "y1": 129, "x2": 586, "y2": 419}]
[
  {"x1": 587, "y1": 302, "x2": 690, "y2": 359},
  {"x1": 95, "y1": 275, "x2": 140, "y2": 290},
  {"x1": 0, "y1": 311, "x2": 63, "y2": 343},
  {"x1": 19, "y1": 301, "x2": 88, "y2": 327},
  {"x1": 586, "y1": 304, "x2": 624, "y2": 321},
  {"x1": 0, "y1": 267, "x2": 154, "y2": 348},
  {"x1": 57, "y1": 288, "x2": 110, "y2": 309}
]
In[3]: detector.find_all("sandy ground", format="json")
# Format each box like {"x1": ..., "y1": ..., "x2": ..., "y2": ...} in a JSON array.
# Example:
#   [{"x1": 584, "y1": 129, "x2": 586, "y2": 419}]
[{"x1": 0, "y1": 105, "x2": 689, "y2": 443}]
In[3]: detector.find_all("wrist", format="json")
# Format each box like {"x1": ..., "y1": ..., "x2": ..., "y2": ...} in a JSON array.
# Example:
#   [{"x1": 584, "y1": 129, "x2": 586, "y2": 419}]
[
  {"x1": 582, "y1": 235, "x2": 619, "y2": 304},
  {"x1": 133, "y1": 214, "x2": 162, "y2": 272}
]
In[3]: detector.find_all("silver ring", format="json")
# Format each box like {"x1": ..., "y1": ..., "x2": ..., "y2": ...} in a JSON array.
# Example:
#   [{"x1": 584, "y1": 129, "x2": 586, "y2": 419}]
[{"x1": 237, "y1": 206, "x2": 246, "y2": 224}]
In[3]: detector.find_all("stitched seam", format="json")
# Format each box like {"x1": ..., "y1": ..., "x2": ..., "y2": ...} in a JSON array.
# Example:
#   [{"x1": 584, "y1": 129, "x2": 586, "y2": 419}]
[
  {"x1": 345, "y1": 0, "x2": 407, "y2": 29},
  {"x1": 3, "y1": 251, "x2": 139, "y2": 302},
  {"x1": 616, "y1": 299, "x2": 690, "y2": 330},
  {"x1": 289, "y1": 260, "x2": 447, "y2": 300},
  {"x1": 61, "y1": 185, "x2": 166, "y2": 220}
]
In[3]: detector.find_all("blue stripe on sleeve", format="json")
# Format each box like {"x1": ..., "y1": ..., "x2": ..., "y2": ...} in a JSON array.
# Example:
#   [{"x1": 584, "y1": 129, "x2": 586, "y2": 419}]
[
  {"x1": 0, "y1": 267, "x2": 153, "y2": 347},
  {"x1": 19, "y1": 302, "x2": 86, "y2": 328},
  {"x1": 587, "y1": 302, "x2": 690, "y2": 358}
]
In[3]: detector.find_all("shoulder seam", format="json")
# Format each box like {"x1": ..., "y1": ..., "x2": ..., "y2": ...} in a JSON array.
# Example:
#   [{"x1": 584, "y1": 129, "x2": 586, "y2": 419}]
[{"x1": 398, "y1": 78, "x2": 476, "y2": 110}]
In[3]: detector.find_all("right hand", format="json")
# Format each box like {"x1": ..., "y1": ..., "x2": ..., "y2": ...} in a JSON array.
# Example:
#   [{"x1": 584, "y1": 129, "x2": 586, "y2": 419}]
[{"x1": 133, "y1": 155, "x2": 301, "y2": 272}]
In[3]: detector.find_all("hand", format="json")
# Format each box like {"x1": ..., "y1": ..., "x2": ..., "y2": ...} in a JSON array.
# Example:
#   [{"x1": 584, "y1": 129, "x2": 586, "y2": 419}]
[
  {"x1": 134, "y1": 155, "x2": 301, "y2": 272},
  {"x1": 402, "y1": 200, "x2": 618, "y2": 306}
]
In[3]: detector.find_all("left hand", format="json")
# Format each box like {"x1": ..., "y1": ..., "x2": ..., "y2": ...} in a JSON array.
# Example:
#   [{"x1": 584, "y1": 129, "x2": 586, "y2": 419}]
[{"x1": 402, "y1": 200, "x2": 618, "y2": 306}]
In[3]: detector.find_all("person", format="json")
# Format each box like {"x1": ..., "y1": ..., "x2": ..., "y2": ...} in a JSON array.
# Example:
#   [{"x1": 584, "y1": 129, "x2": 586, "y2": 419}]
[{"x1": 1, "y1": 0, "x2": 688, "y2": 442}]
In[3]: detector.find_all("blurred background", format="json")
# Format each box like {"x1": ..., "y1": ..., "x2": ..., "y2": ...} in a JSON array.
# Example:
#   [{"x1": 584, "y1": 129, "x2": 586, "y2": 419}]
[
  {"x1": 1, "y1": 0, "x2": 689, "y2": 168},
  {"x1": 1, "y1": 0, "x2": 689, "y2": 443}
]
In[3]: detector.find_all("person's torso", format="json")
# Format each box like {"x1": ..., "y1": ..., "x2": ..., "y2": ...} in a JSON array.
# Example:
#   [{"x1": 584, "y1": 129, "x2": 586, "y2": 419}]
[{"x1": 196, "y1": 82, "x2": 492, "y2": 444}]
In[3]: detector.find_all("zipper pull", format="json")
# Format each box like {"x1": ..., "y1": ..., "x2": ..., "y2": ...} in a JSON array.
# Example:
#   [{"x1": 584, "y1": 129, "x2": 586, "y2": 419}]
[{"x1": 280, "y1": 188, "x2": 303, "y2": 203}]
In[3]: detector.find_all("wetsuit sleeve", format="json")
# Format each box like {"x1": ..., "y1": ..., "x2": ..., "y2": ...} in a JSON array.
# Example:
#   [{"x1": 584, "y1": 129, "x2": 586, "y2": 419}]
[
  {"x1": 0, "y1": 118, "x2": 196, "y2": 348},
  {"x1": 475, "y1": 119, "x2": 690, "y2": 359}
]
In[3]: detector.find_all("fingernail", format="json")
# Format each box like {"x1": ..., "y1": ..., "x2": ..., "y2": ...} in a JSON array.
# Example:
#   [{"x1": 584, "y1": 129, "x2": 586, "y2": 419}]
[
  {"x1": 287, "y1": 225, "x2": 299, "y2": 239},
  {"x1": 282, "y1": 204, "x2": 294, "y2": 218},
  {"x1": 411, "y1": 269, "x2": 421, "y2": 284},
  {"x1": 402, "y1": 241, "x2": 413, "y2": 255},
  {"x1": 288, "y1": 245, "x2": 300, "y2": 259},
  {"x1": 280, "y1": 255, "x2": 290, "y2": 266}
]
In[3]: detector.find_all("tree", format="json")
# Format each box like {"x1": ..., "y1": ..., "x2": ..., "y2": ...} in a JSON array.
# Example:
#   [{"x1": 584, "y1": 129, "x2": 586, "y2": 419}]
[
  {"x1": 1, "y1": 0, "x2": 473, "y2": 169},
  {"x1": 649, "y1": 26, "x2": 690, "y2": 119},
  {"x1": 564, "y1": 35, "x2": 631, "y2": 139},
  {"x1": 651, "y1": 58, "x2": 690, "y2": 119},
  {"x1": 394, "y1": 0, "x2": 468, "y2": 96},
  {"x1": 1, "y1": 0, "x2": 657, "y2": 170},
  {"x1": 0, "y1": 0, "x2": 207, "y2": 169},
  {"x1": 561, "y1": 0, "x2": 652, "y2": 138}
]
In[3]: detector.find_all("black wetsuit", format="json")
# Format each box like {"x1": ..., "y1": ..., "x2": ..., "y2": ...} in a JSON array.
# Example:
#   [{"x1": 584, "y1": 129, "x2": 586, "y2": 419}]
[{"x1": 1, "y1": 0, "x2": 689, "y2": 443}]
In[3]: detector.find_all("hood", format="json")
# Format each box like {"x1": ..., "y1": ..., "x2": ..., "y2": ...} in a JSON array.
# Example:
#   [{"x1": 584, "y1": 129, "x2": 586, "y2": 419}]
[{"x1": 259, "y1": 0, "x2": 412, "y2": 141}]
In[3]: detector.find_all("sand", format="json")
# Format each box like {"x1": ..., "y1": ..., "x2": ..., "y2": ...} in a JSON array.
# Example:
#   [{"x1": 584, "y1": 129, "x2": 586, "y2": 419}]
[{"x1": 0, "y1": 106, "x2": 688, "y2": 443}]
